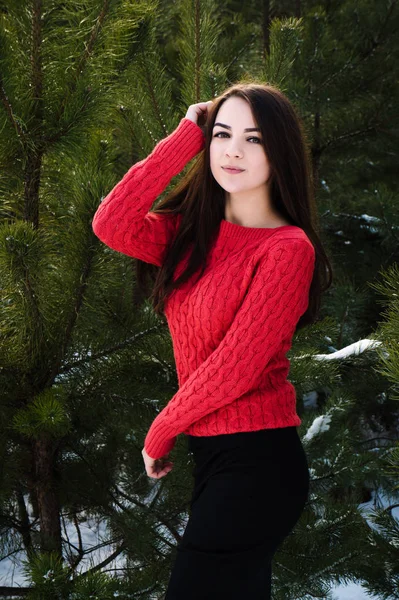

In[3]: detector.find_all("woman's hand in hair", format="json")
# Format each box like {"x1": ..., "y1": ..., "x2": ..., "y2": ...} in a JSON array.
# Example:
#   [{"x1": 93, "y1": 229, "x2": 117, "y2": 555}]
[
  {"x1": 185, "y1": 100, "x2": 214, "y2": 129},
  {"x1": 142, "y1": 447, "x2": 174, "y2": 479}
]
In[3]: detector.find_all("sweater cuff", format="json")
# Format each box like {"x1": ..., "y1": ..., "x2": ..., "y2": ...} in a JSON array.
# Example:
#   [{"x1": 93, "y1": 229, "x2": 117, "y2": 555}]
[
  {"x1": 144, "y1": 430, "x2": 177, "y2": 460},
  {"x1": 155, "y1": 117, "x2": 205, "y2": 172}
]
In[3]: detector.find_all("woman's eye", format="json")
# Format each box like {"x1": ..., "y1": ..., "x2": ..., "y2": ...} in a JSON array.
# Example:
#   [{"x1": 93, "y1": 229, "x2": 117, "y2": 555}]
[{"x1": 213, "y1": 132, "x2": 261, "y2": 143}]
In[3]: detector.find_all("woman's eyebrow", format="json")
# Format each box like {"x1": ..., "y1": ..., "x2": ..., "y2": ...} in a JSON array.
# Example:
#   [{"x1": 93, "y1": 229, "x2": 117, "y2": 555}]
[{"x1": 213, "y1": 122, "x2": 261, "y2": 133}]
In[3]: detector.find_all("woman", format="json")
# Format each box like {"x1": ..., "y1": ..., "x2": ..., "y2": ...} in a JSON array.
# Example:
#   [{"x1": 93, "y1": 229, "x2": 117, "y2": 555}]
[{"x1": 92, "y1": 82, "x2": 333, "y2": 598}]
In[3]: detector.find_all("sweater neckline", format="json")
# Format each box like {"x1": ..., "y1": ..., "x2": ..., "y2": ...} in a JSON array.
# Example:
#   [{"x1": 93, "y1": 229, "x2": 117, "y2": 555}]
[{"x1": 218, "y1": 218, "x2": 299, "y2": 241}]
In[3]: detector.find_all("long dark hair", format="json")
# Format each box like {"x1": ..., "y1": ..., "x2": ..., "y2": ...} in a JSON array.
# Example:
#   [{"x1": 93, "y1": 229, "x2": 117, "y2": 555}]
[{"x1": 136, "y1": 81, "x2": 333, "y2": 330}]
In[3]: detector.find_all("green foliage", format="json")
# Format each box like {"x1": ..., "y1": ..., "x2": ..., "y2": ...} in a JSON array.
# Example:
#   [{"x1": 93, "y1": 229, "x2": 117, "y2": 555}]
[
  {"x1": 22, "y1": 551, "x2": 120, "y2": 600},
  {"x1": 13, "y1": 388, "x2": 71, "y2": 439},
  {"x1": 263, "y1": 16, "x2": 304, "y2": 86},
  {"x1": 23, "y1": 551, "x2": 71, "y2": 600},
  {"x1": 69, "y1": 571, "x2": 117, "y2": 600},
  {"x1": 0, "y1": 0, "x2": 399, "y2": 598},
  {"x1": 369, "y1": 262, "x2": 399, "y2": 399},
  {"x1": 384, "y1": 443, "x2": 399, "y2": 493},
  {"x1": 0, "y1": 220, "x2": 44, "y2": 368}
]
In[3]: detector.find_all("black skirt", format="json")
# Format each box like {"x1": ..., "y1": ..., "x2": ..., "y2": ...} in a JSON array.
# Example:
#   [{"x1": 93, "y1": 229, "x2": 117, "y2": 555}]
[{"x1": 164, "y1": 426, "x2": 310, "y2": 600}]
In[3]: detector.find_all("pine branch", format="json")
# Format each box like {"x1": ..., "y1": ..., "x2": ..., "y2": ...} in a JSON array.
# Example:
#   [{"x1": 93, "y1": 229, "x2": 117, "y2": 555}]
[
  {"x1": 62, "y1": 443, "x2": 174, "y2": 556},
  {"x1": 107, "y1": 487, "x2": 177, "y2": 552},
  {"x1": 31, "y1": 0, "x2": 43, "y2": 114},
  {"x1": 383, "y1": 503, "x2": 399, "y2": 513},
  {"x1": 320, "y1": 124, "x2": 377, "y2": 153},
  {"x1": 72, "y1": 540, "x2": 127, "y2": 580},
  {"x1": 52, "y1": 0, "x2": 110, "y2": 127},
  {"x1": 194, "y1": 0, "x2": 201, "y2": 101},
  {"x1": 72, "y1": 511, "x2": 83, "y2": 562},
  {"x1": 43, "y1": 89, "x2": 93, "y2": 147},
  {"x1": 0, "y1": 75, "x2": 27, "y2": 142},
  {"x1": 0, "y1": 589, "x2": 30, "y2": 598},
  {"x1": 61, "y1": 511, "x2": 75, "y2": 566},
  {"x1": 0, "y1": 511, "x2": 28, "y2": 533},
  {"x1": 79, "y1": 536, "x2": 124, "y2": 555},
  {"x1": 224, "y1": 32, "x2": 258, "y2": 71},
  {"x1": 61, "y1": 535, "x2": 81, "y2": 561},
  {"x1": 319, "y1": 0, "x2": 399, "y2": 92},
  {"x1": 0, "y1": 545, "x2": 26, "y2": 564},
  {"x1": 354, "y1": 436, "x2": 397, "y2": 446},
  {"x1": 46, "y1": 251, "x2": 95, "y2": 387},
  {"x1": 15, "y1": 488, "x2": 35, "y2": 559},
  {"x1": 112, "y1": 483, "x2": 183, "y2": 545},
  {"x1": 140, "y1": 58, "x2": 168, "y2": 137},
  {"x1": 58, "y1": 324, "x2": 165, "y2": 374}
]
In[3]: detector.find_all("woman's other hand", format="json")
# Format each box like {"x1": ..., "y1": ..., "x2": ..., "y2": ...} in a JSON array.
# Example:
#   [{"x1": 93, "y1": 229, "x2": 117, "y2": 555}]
[{"x1": 142, "y1": 447, "x2": 174, "y2": 479}]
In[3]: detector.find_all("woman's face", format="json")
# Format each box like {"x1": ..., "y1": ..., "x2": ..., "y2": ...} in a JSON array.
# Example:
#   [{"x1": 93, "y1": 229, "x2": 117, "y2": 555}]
[{"x1": 209, "y1": 96, "x2": 271, "y2": 198}]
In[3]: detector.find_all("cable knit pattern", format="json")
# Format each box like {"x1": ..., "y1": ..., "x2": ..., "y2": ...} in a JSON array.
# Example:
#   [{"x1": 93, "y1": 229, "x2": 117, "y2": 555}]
[
  {"x1": 92, "y1": 117, "x2": 316, "y2": 460},
  {"x1": 92, "y1": 117, "x2": 205, "y2": 266}
]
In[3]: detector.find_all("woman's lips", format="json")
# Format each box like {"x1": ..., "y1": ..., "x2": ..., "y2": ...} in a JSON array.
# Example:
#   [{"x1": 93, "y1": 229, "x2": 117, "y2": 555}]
[{"x1": 222, "y1": 167, "x2": 245, "y2": 174}]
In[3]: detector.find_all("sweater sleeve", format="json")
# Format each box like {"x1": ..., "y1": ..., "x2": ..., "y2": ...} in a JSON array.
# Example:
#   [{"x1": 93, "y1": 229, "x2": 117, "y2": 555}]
[
  {"x1": 91, "y1": 118, "x2": 205, "y2": 266},
  {"x1": 144, "y1": 238, "x2": 315, "y2": 459}
]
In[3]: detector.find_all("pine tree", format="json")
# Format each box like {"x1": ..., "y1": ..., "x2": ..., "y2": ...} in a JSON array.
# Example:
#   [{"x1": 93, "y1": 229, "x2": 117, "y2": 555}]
[
  {"x1": 0, "y1": 0, "x2": 398, "y2": 599},
  {"x1": 0, "y1": 0, "x2": 183, "y2": 597}
]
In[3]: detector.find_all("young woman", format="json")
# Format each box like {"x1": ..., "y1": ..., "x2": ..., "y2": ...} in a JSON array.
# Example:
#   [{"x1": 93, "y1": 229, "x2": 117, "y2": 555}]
[{"x1": 92, "y1": 82, "x2": 332, "y2": 599}]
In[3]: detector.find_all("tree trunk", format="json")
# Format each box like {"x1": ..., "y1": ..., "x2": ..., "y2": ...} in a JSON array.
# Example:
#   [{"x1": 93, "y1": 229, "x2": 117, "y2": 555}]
[
  {"x1": 262, "y1": 0, "x2": 270, "y2": 57},
  {"x1": 23, "y1": 151, "x2": 43, "y2": 229},
  {"x1": 32, "y1": 438, "x2": 62, "y2": 556}
]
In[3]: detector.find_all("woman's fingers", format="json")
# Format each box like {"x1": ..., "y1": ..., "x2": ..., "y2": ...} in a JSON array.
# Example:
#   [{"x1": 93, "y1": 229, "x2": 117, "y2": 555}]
[
  {"x1": 151, "y1": 466, "x2": 172, "y2": 478},
  {"x1": 185, "y1": 100, "x2": 214, "y2": 126},
  {"x1": 150, "y1": 460, "x2": 174, "y2": 479}
]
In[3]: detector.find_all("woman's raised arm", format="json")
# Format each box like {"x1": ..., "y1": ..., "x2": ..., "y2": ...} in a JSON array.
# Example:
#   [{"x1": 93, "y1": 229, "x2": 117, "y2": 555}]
[{"x1": 91, "y1": 116, "x2": 205, "y2": 266}]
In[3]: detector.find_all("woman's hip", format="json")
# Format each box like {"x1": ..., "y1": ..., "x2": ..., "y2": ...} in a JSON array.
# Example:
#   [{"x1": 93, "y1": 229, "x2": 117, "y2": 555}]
[{"x1": 185, "y1": 426, "x2": 310, "y2": 535}]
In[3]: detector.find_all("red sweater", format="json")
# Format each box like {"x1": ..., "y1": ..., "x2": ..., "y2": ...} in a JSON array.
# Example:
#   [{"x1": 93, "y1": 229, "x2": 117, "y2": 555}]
[{"x1": 92, "y1": 117, "x2": 315, "y2": 460}]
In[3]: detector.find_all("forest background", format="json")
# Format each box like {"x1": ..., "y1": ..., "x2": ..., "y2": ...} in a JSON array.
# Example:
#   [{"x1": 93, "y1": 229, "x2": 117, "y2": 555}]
[{"x1": 0, "y1": 0, "x2": 399, "y2": 599}]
